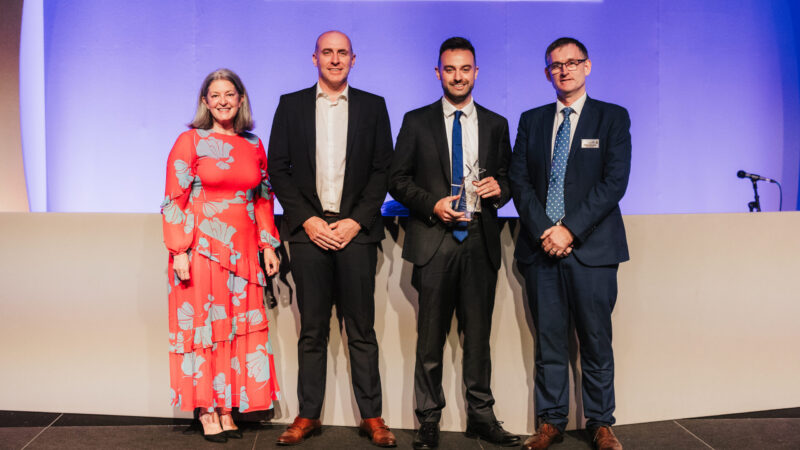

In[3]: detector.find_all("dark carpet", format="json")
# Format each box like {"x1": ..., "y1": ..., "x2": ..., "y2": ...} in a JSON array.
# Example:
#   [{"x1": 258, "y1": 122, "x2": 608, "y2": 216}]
[{"x1": 1, "y1": 408, "x2": 798, "y2": 449}]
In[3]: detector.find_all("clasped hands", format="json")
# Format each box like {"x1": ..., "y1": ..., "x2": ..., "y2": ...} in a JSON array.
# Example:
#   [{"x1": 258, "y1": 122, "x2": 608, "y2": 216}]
[
  {"x1": 172, "y1": 246, "x2": 280, "y2": 281},
  {"x1": 541, "y1": 225, "x2": 574, "y2": 258},
  {"x1": 303, "y1": 217, "x2": 360, "y2": 250},
  {"x1": 433, "y1": 177, "x2": 501, "y2": 224}
]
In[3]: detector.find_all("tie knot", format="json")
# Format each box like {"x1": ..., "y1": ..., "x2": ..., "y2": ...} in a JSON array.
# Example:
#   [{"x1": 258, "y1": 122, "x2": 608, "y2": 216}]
[
  {"x1": 562, "y1": 107, "x2": 573, "y2": 119},
  {"x1": 454, "y1": 110, "x2": 463, "y2": 121}
]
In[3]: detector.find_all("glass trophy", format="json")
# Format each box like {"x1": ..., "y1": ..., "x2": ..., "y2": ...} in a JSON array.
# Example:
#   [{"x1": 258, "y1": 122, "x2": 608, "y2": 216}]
[
  {"x1": 464, "y1": 161, "x2": 486, "y2": 219},
  {"x1": 451, "y1": 180, "x2": 466, "y2": 212}
]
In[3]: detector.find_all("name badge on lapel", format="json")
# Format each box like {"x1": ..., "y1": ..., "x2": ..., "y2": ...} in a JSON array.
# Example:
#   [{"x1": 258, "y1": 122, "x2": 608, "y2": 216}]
[{"x1": 582, "y1": 139, "x2": 600, "y2": 149}]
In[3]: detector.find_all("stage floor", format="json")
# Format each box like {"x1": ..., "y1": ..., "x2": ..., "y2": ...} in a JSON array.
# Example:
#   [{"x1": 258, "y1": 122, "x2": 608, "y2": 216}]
[{"x1": 2, "y1": 408, "x2": 799, "y2": 449}]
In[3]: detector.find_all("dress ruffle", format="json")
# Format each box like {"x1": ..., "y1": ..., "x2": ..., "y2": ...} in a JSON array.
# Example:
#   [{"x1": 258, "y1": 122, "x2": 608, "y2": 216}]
[
  {"x1": 194, "y1": 230, "x2": 266, "y2": 287},
  {"x1": 169, "y1": 328, "x2": 280, "y2": 412},
  {"x1": 168, "y1": 251, "x2": 269, "y2": 354}
]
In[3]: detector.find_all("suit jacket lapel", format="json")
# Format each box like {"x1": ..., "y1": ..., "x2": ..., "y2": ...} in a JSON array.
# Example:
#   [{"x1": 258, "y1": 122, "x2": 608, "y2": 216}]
[
  {"x1": 542, "y1": 103, "x2": 556, "y2": 181},
  {"x1": 430, "y1": 101, "x2": 452, "y2": 184},
  {"x1": 345, "y1": 87, "x2": 360, "y2": 167},
  {"x1": 568, "y1": 97, "x2": 595, "y2": 165},
  {"x1": 302, "y1": 85, "x2": 317, "y2": 175},
  {"x1": 476, "y1": 103, "x2": 490, "y2": 171}
]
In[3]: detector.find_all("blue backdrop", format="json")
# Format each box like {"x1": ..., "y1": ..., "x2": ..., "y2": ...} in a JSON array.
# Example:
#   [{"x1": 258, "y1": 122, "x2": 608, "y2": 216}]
[{"x1": 31, "y1": 0, "x2": 800, "y2": 215}]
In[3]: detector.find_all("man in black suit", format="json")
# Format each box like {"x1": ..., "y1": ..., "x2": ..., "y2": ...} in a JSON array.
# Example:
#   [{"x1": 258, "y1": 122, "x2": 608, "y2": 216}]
[
  {"x1": 389, "y1": 37, "x2": 520, "y2": 449},
  {"x1": 509, "y1": 37, "x2": 631, "y2": 450},
  {"x1": 268, "y1": 30, "x2": 396, "y2": 447}
]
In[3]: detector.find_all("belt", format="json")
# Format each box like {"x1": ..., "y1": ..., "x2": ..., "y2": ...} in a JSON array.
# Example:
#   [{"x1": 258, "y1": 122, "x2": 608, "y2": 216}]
[{"x1": 323, "y1": 211, "x2": 340, "y2": 218}]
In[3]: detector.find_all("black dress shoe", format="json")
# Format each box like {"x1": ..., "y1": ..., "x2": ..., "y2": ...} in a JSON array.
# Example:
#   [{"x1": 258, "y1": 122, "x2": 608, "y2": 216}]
[
  {"x1": 224, "y1": 428, "x2": 243, "y2": 439},
  {"x1": 413, "y1": 422, "x2": 439, "y2": 449},
  {"x1": 465, "y1": 420, "x2": 521, "y2": 447}
]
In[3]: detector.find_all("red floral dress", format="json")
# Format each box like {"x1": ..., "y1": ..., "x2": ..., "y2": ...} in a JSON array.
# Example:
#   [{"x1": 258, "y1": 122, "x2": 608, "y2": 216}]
[{"x1": 161, "y1": 129, "x2": 280, "y2": 412}]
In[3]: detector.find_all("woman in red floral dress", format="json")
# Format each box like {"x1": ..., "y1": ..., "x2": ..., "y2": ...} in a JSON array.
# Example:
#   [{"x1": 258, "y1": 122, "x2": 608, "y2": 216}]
[{"x1": 161, "y1": 69, "x2": 280, "y2": 442}]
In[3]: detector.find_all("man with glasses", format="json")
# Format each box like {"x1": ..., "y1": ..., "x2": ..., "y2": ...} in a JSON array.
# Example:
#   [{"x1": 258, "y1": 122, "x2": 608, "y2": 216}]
[{"x1": 509, "y1": 37, "x2": 631, "y2": 450}]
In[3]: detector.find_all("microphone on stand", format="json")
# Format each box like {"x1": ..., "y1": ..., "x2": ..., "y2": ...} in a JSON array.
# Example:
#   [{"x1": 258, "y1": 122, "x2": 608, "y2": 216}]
[
  {"x1": 736, "y1": 170, "x2": 783, "y2": 212},
  {"x1": 737, "y1": 170, "x2": 776, "y2": 183}
]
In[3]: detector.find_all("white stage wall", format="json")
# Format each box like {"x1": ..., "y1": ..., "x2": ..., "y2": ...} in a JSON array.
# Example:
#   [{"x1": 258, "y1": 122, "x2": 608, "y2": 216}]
[{"x1": 1, "y1": 212, "x2": 799, "y2": 433}]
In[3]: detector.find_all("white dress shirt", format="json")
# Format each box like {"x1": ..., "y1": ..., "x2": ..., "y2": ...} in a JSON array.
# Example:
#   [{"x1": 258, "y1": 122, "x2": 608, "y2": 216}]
[
  {"x1": 315, "y1": 83, "x2": 349, "y2": 213},
  {"x1": 550, "y1": 92, "x2": 587, "y2": 160},
  {"x1": 442, "y1": 97, "x2": 481, "y2": 212}
]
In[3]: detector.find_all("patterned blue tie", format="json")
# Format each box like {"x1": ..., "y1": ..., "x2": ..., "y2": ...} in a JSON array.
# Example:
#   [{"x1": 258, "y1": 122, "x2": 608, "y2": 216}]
[
  {"x1": 546, "y1": 107, "x2": 573, "y2": 223},
  {"x1": 451, "y1": 110, "x2": 468, "y2": 242}
]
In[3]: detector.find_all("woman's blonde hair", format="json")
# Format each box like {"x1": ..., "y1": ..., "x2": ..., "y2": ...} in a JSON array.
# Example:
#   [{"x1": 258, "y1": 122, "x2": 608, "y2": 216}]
[{"x1": 189, "y1": 68, "x2": 254, "y2": 133}]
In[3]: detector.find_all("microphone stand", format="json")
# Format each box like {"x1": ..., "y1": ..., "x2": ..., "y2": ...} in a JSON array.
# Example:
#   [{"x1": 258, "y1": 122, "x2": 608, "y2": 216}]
[{"x1": 747, "y1": 179, "x2": 761, "y2": 212}]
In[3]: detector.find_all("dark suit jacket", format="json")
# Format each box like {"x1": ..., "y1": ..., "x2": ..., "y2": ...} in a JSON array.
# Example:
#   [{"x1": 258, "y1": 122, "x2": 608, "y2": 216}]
[
  {"x1": 267, "y1": 85, "x2": 393, "y2": 243},
  {"x1": 509, "y1": 97, "x2": 631, "y2": 267},
  {"x1": 389, "y1": 100, "x2": 512, "y2": 270}
]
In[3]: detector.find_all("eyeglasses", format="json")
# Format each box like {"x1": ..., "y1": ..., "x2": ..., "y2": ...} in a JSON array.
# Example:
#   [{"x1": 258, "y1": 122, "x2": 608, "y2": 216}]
[{"x1": 547, "y1": 59, "x2": 587, "y2": 74}]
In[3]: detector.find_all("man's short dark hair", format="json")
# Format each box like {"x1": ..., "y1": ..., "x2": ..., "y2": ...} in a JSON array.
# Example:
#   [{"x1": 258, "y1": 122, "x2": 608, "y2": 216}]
[
  {"x1": 545, "y1": 37, "x2": 588, "y2": 64},
  {"x1": 439, "y1": 37, "x2": 475, "y2": 65}
]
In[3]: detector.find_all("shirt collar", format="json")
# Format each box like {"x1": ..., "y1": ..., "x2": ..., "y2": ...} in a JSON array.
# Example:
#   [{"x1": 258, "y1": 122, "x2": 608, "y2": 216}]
[
  {"x1": 442, "y1": 97, "x2": 476, "y2": 118},
  {"x1": 316, "y1": 83, "x2": 349, "y2": 101},
  {"x1": 556, "y1": 92, "x2": 587, "y2": 117}
]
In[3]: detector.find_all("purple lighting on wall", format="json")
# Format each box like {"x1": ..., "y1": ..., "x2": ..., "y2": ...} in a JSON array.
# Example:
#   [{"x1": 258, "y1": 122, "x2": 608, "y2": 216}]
[{"x1": 31, "y1": 0, "x2": 799, "y2": 214}]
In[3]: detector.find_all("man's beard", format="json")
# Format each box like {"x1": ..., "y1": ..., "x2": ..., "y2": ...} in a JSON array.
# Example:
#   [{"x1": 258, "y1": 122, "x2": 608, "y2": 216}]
[{"x1": 444, "y1": 82, "x2": 473, "y2": 104}]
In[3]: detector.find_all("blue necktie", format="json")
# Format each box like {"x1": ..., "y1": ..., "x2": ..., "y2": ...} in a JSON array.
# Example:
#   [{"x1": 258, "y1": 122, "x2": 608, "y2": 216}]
[
  {"x1": 546, "y1": 107, "x2": 573, "y2": 223},
  {"x1": 451, "y1": 110, "x2": 468, "y2": 242}
]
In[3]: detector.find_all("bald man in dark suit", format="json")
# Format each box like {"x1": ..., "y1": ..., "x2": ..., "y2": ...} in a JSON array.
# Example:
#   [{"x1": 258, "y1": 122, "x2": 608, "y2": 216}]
[{"x1": 268, "y1": 31, "x2": 396, "y2": 447}]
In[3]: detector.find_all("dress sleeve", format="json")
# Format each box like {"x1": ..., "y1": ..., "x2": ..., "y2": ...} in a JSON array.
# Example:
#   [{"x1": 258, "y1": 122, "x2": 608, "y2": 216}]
[
  {"x1": 255, "y1": 138, "x2": 281, "y2": 251},
  {"x1": 161, "y1": 131, "x2": 197, "y2": 255}
]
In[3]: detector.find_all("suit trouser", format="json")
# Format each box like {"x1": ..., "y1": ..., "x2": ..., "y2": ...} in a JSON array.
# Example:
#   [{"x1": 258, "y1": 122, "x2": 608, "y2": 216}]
[
  {"x1": 412, "y1": 219, "x2": 497, "y2": 424},
  {"x1": 289, "y1": 241, "x2": 382, "y2": 419},
  {"x1": 519, "y1": 254, "x2": 618, "y2": 432}
]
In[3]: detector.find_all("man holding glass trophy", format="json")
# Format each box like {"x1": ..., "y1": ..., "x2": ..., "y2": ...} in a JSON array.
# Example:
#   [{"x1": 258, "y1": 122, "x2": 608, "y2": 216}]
[{"x1": 389, "y1": 37, "x2": 517, "y2": 449}]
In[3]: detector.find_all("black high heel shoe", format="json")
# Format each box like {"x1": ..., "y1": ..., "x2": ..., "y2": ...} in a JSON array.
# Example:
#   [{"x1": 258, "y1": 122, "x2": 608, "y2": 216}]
[
  {"x1": 200, "y1": 412, "x2": 228, "y2": 443},
  {"x1": 219, "y1": 411, "x2": 243, "y2": 439},
  {"x1": 224, "y1": 428, "x2": 243, "y2": 439},
  {"x1": 203, "y1": 431, "x2": 228, "y2": 443}
]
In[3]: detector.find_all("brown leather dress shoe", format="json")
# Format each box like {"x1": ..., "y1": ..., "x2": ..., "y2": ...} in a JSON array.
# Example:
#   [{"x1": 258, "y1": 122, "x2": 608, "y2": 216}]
[
  {"x1": 592, "y1": 426, "x2": 622, "y2": 450},
  {"x1": 359, "y1": 417, "x2": 397, "y2": 447},
  {"x1": 522, "y1": 423, "x2": 563, "y2": 449},
  {"x1": 276, "y1": 416, "x2": 322, "y2": 446}
]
